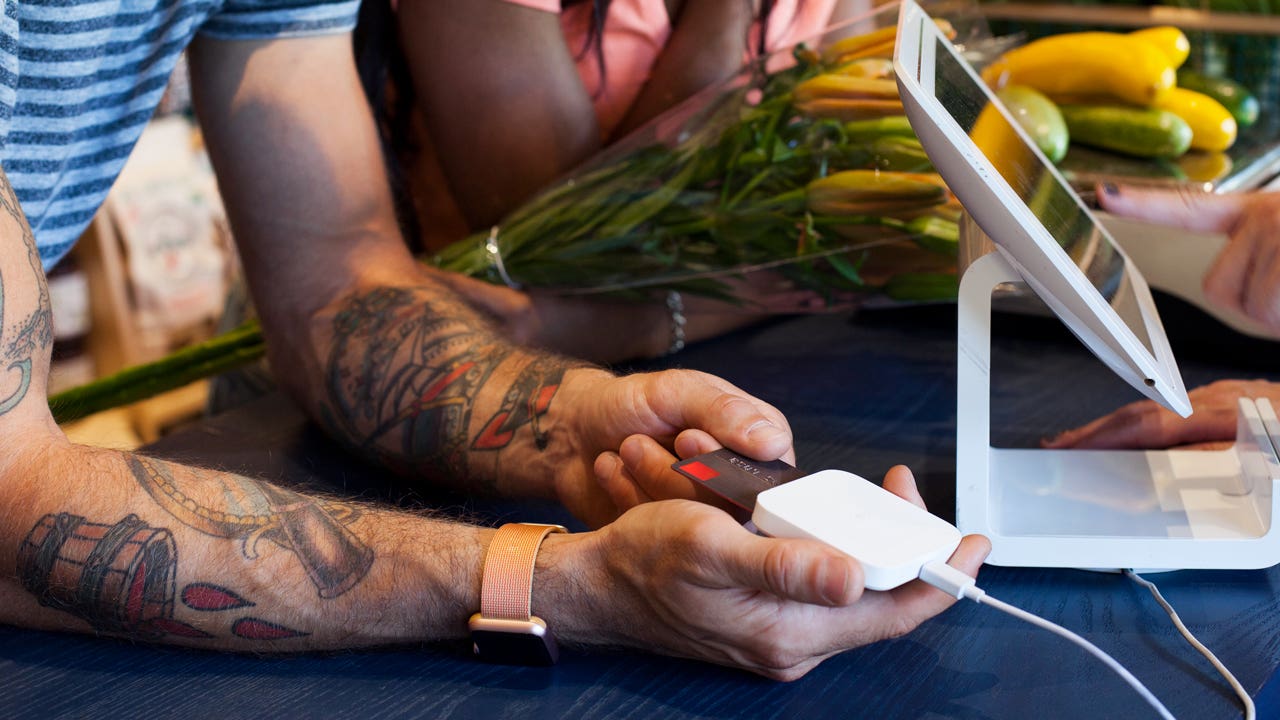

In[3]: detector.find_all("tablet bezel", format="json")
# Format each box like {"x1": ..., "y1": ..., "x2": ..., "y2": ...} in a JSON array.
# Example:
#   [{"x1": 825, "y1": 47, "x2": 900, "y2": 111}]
[{"x1": 893, "y1": 0, "x2": 1190, "y2": 415}]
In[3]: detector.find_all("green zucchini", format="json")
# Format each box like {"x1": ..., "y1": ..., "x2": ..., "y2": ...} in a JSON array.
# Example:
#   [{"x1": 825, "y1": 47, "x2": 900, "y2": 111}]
[{"x1": 1059, "y1": 105, "x2": 1192, "y2": 159}]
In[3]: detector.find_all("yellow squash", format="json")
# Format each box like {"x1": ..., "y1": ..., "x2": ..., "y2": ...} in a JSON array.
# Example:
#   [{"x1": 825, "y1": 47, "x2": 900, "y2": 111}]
[
  {"x1": 982, "y1": 32, "x2": 1176, "y2": 106},
  {"x1": 794, "y1": 74, "x2": 902, "y2": 121},
  {"x1": 794, "y1": 74, "x2": 899, "y2": 102},
  {"x1": 833, "y1": 57, "x2": 895, "y2": 79},
  {"x1": 1152, "y1": 87, "x2": 1238, "y2": 152},
  {"x1": 1129, "y1": 26, "x2": 1190, "y2": 68},
  {"x1": 822, "y1": 26, "x2": 898, "y2": 63}
]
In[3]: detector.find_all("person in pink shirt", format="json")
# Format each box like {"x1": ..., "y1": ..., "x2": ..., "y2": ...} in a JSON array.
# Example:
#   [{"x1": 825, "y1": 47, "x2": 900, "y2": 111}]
[{"x1": 356, "y1": 0, "x2": 874, "y2": 362}]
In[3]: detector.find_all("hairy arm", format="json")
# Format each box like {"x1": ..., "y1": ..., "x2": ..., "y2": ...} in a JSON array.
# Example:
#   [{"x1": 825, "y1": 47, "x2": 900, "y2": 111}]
[
  {"x1": 186, "y1": 33, "x2": 623, "y2": 507},
  {"x1": 190, "y1": 31, "x2": 795, "y2": 529},
  {"x1": 0, "y1": 159, "x2": 497, "y2": 648}
]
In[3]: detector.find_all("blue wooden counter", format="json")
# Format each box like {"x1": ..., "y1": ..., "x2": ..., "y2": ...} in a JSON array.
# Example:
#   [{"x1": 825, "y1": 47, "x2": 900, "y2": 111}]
[{"x1": 3, "y1": 298, "x2": 1276, "y2": 719}]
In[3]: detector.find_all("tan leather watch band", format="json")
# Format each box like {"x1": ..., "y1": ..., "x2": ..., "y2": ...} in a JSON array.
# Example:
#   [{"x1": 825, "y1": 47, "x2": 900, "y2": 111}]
[{"x1": 479, "y1": 523, "x2": 566, "y2": 621}]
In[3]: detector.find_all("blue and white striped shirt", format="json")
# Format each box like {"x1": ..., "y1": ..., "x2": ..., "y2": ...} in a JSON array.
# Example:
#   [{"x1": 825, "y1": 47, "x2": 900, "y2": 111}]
[{"x1": 0, "y1": 0, "x2": 360, "y2": 269}]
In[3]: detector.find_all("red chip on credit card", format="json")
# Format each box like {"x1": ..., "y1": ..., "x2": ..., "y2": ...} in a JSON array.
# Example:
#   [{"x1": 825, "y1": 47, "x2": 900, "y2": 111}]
[{"x1": 672, "y1": 448, "x2": 805, "y2": 513}]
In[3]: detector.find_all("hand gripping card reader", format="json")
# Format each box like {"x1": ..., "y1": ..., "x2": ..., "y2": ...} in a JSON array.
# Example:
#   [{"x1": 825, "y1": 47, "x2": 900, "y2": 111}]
[
  {"x1": 674, "y1": 449, "x2": 960, "y2": 591},
  {"x1": 751, "y1": 470, "x2": 961, "y2": 591},
  {"x1": 671, "y1": 446, "x2": 1243, "y2": 719},
  {"x1": 894, "y1": 0, "x2": 1280, "y2": 572}
]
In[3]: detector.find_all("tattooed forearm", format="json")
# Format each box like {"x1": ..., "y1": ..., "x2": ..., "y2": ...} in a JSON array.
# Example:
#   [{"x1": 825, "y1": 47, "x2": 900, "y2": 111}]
[
  {"x1": 323, "y1": 287, "x2": 501, "y2": 480},
  {"x1": 0, "y1": 172, "x2": 52, "y2": 415},
  {"x1": 18, "y1": 513, "x2": 309, "y2": 642},
  {"x1": 125, "y1": 455, "x2": 373, "y2": 598},
  {"x1": 322, "y1": 285, "x2": 576, "y2": 489}
]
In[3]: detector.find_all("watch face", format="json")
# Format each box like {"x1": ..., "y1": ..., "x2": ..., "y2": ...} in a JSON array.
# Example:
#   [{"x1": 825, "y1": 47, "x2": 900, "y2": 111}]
[{"x1": 469, "y1": 616, "x2": 559, "y2": 666}]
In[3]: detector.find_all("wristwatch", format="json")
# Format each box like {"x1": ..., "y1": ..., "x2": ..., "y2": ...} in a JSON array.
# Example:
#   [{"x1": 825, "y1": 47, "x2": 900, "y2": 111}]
[{"x1": 469, "y1": 522, "x2": 567, "y2": 665}]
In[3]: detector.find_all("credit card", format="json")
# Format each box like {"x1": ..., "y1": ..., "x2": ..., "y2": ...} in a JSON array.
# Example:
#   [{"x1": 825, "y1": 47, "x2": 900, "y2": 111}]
[{"x1": 672, "y1": 448, "x2": 806, "y2": 514}]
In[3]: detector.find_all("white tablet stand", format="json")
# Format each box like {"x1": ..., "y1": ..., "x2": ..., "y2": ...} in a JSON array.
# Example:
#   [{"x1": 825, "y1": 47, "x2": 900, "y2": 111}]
[
  {"x1": 894, "y1": 0, "x2": 1280, "y2": 570},
  {"x1": 957, "y1": 243, "x2": 1280, "y2": 569}
]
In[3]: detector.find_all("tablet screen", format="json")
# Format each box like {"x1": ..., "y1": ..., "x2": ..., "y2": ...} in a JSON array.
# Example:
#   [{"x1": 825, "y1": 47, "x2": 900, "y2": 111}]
[{"x1": 929, "y1": 36, "x2": 1156, "y2": 356}]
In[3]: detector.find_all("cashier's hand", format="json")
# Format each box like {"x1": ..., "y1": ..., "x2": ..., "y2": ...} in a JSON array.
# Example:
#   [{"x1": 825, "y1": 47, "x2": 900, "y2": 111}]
[
  {"x1": 554, "y1": 368, "x2": 795, "y2": 528},
  {"x1": 1098, "y1": 184, "x2": 1280, "y2": 330},
  {"x1": 547, "y1": 466, "x2": 990, "y2": 680},
  {"x1": 1044, "y1": 378, "x2": 1280, "y2": 450}
]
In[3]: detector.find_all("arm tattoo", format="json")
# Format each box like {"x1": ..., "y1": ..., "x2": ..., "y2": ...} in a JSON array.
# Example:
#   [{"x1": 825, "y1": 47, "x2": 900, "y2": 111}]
[
  {"x1": 126, "y1": 455, "x2": 373, "y2": 598},
  {"x1": 322, "y1": 287, "x2": 586, "y2": 489},
  {"x1": 18, "y1": 513, "x2": 308, "y2": 641},
  {"x1": 0, "y1": 173, "x2": 52, "y2": 415},
  {"x1": 472, "y1": 356, "x2": 567, "y2": 452}
]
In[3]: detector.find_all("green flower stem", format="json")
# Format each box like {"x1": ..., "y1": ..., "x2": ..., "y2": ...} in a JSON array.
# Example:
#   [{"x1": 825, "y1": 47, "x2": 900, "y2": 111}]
[{"x1": 49, "y1": 322, "x2": 266, "y2": 424}]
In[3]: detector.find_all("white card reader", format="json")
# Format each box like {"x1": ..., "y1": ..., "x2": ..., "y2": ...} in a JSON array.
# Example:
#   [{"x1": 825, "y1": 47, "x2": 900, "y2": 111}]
[{"x1": 751, "y1": 469, "x2": 962, "y2": 591}]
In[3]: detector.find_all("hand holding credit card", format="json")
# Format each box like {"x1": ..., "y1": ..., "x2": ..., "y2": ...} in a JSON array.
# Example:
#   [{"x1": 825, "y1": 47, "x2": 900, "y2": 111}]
[{"x1": 673, "y1": 447, "x2": 807, "y2": 519}]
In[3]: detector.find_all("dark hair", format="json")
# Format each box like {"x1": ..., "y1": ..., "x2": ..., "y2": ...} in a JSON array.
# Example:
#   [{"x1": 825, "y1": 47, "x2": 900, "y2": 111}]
[{"x1": 355, "y1": 0, "x2": 784, "y2": 248}]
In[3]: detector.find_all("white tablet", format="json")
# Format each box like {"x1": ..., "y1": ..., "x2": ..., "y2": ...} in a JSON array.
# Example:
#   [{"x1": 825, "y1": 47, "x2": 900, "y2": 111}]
[{"x1": 893, "y1": 0, "x2": 1191, "y2": 416}]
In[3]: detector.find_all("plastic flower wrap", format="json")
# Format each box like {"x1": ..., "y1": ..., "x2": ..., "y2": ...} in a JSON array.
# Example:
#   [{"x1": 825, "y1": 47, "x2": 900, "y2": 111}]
[
  {"x1": 50, "y1": 9, "x2": 968, "y2": 422},
  {"x1": 430, "y1": 18, "x2": 963, "y2": 304}
]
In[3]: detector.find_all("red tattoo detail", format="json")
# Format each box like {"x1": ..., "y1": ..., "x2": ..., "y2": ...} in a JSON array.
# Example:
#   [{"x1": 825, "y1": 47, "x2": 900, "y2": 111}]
[
  {"x1": 182, "y1": 583, "x2": 255, "y2": 611},
  {"x1": 126, "y1": 559, "x2": 147, "y2": 624},
  {"x1": 472, "y1": 412, "x2": 515, "y2": 450},
  {"x1": 232, "y1": 618, "x2": 310, "y2": 640},
  {"x1": 533, "y1": 385, "x2": 558, "y2": 414},
  {"x1": 419, "y1": 362, "x2": 475, "y2": 403}
]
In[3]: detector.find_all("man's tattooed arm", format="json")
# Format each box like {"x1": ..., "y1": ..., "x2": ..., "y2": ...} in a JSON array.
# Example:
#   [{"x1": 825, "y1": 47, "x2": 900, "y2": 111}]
[
  {"x1": 316, "y1": 284, "x2": 596, "y2": 498},
  {"x1": 4, "y1": 446, "x2": 491, "y2": 649}
]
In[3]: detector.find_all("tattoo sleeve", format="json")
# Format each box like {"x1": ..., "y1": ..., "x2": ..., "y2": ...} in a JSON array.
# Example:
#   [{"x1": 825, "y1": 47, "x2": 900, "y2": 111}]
[{"x1": 320, "y1": 286, "x2": 582, "y2": 492}]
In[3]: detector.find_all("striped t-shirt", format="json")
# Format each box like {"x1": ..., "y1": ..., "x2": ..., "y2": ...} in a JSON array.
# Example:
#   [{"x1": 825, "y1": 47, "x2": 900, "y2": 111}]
[{"x1": 0, "y1": 0, "x2": 360, "y2": 269}]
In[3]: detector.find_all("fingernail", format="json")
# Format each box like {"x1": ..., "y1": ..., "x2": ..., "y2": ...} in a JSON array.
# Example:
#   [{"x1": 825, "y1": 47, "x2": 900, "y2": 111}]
[
  {"x1": 818, "y1": 557, "x2": 853, "y2": 605},
  {"x1": 1101, "y1": 182, "x2": 1119, "y2": 197},
  {"x1": 597, "y1": 453, "x2": 621, "y2": 475}
]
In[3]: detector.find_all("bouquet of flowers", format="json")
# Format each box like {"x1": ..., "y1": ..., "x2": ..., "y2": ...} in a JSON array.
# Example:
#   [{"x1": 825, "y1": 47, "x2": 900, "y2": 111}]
[
  {"x1": 431, "y1": 22, "x2": 962, "y2": 302},
  {"x1": 50, "y1": 10, "x2": 967, "y2": 423}
]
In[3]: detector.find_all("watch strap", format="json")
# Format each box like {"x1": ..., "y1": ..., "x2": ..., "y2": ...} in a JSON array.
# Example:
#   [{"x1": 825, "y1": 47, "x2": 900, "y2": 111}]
[{"x1": 479, "y1": 523, "x2": 565, "y2": 620}]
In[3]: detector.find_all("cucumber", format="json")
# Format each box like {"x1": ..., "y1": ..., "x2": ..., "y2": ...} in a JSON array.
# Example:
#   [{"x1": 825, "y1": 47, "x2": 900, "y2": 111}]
[
  {"x1": 996, "y1": 85, "x2": 1069, "y2": 163},
  {"x1": 1059, "y1": 105, "x2": 1192, "y2": 159},
  {"x1": 1176, "y1": 69, "x2": 1260, "y2": 128}
]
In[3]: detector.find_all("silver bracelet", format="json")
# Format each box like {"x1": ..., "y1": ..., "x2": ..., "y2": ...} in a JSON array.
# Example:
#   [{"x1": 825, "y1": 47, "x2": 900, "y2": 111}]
[
  {"x1": 665, "y1": 290, "x2": 686, "y2": 355},
  {"x1": 484, "y1": 225, "x2": 521, "y2": 289}
]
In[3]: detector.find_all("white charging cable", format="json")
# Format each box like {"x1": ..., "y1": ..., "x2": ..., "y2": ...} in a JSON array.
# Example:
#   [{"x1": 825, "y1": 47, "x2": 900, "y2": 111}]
[
  {"x1": 1124, "y1": 569, "x2": 1255, "y2": 720},
  {"x1": 920, "y1": 561, "x2": 1177, "y2": 720}
]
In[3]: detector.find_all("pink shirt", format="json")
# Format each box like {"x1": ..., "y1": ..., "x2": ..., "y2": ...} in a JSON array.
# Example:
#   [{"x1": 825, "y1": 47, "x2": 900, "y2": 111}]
[{"x1": 507, "y1": 0, "x2": 837, "y2": 137}]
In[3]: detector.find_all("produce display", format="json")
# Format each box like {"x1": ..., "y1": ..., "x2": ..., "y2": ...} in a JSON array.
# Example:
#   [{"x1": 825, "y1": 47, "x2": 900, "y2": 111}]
[{"x1": 982, "y1": 26, "x2": 1260, "y2": 162}]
